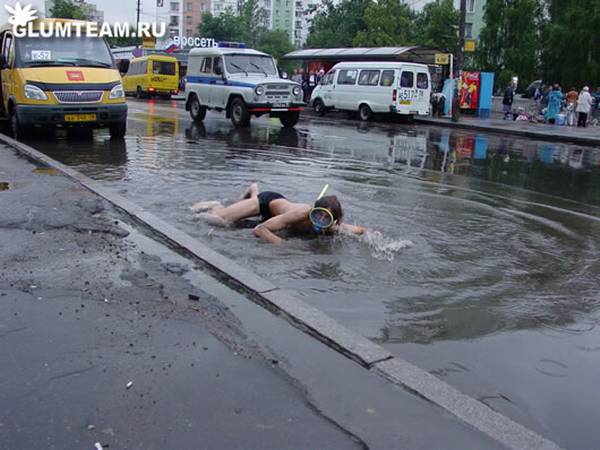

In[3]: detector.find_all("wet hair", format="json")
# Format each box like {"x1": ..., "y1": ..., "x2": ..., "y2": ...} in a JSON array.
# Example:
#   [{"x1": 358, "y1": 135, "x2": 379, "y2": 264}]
[{"x1": 314, "y1": 195, "x2": 343, "y2": 223}]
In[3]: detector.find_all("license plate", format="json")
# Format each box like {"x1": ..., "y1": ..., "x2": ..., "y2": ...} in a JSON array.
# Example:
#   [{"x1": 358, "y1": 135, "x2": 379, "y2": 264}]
[
  {"x1": 274, "y1": 102, "x2": 287, "y2": 108},
  {"x1": 399, "y1": 100, "x2": 411, "y2": 105},
  {"x1": 64, "y1": 114, "x2": 97, "y2": 122}
]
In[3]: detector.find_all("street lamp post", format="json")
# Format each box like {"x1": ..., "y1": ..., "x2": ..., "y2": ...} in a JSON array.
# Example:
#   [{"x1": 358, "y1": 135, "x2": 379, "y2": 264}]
[{"x1": 453, "y1": 0, "x2": 467, "y2": 122}]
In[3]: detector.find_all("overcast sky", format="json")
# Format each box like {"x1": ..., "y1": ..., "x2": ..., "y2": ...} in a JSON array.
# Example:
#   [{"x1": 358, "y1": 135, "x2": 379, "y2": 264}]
[{"x1": 1, "y1": 0, "x2": 440, "y2": 25}]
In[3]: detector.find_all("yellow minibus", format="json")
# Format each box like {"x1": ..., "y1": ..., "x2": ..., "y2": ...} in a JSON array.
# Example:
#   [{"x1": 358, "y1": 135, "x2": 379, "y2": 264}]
[
  {"x1": 123, "y1": 55, "x2": 179, "y2": 99},
  {"x1": 0, "y1": 19, "x2": 127, "y2": 139}
]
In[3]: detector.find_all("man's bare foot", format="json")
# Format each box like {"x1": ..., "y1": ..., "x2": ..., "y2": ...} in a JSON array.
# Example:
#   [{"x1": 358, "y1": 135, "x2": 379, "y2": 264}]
[
  {"x1": 190, "y1": 200, "x2": 222, "y2": 213},
  {"x1": 240, "y1": 182, "x2": 259, "y2": 200}
]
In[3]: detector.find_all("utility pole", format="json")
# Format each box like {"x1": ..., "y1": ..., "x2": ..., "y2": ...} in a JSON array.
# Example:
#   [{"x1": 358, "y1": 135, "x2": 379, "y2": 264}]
[
  {"x1": 452, "y1": 0, "x2": 467, "y2": 122},
  {"x1": 136, "y1": 0, "x2": 141, "y2": 27}
]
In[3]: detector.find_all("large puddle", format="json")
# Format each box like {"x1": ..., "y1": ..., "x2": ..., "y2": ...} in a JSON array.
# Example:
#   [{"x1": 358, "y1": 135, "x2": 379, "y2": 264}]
[{"x1": 23, "y1": 101, "x2": 600, "y2": 448}]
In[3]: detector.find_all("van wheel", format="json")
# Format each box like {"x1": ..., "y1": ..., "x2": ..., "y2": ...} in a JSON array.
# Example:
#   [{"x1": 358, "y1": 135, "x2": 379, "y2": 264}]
[
  {"x1": 313, "y1": 99, "x2": 326, "y2": 116},
  {"x1": 10, "y1": 110, "x2": 31, "y2": 141},
  {"x1": 230, "y1": 98, "x2": 250, "y2": 127},
  {"x1": 109, "y1": 121, "x2": 127, "y2": 140},
  {"x1": 280, "y1": 111, "x2": 300, "y2": 128},
  {"x1": 359, "y1": 104, "x2": 373, "y2": 121},
  {"x1": 136, "y1": 86, "x2": 144, "y2": 99},
  {"x1": 190, "y1": 96, "x2": 207, "y2": 122}
]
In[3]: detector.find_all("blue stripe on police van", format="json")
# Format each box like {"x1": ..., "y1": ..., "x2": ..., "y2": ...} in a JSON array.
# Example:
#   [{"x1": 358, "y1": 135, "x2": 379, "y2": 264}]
[{"x1": 186, "y1": 76, "x2": 256, "y2": 88}]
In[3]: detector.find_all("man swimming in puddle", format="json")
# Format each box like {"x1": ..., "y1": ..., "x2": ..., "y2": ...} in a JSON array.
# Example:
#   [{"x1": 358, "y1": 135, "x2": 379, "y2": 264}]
[{"x1": 191, "y1": 183, "x2": 366, "y2": 244}]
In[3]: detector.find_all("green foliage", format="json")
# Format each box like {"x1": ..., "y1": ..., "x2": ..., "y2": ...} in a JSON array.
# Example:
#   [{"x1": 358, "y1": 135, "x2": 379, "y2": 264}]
[
  {"x1": 353, "y1": 0, "x2": 415, "y2": 46},
  {"x1": 306, "y1": 0, "x2": 370, "y2": 48},
  {"x1": 416, "y1": 0, "x2": 459, "y2": 53},
  {"x1": 49, "y1": 0, "x2": 91, "y2": 20},
  {"x1": 198, "y1": 0, "x2": 271, "y2": 46},
  {"x1": 476, "y1": 0, "x2": 542, "y2": 90},
  {"x1": 541, "y1": 0, "x2": 600, "y2": 88},
  {"x1": 198, "y1": 2, "x2": 295, "y2": 68}
]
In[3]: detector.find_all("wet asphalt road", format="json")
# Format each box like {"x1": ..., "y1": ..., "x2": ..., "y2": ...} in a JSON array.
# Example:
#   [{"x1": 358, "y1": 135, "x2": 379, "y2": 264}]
[
  {"x1": 7, "y1": 97, "x2": 600, "y2": 449},
  {"x1": 0, "y1": 145, "x2": 508, "y2": 449}
]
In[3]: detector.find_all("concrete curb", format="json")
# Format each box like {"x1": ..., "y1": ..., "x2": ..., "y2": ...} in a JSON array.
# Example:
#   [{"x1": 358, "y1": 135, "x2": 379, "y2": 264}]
[
  {"x1": 414, "y1": 117, "x2": 600, "y2": 147},
  {"x1": 0, "y1": 132, "x2": 563, "y2": 450}
]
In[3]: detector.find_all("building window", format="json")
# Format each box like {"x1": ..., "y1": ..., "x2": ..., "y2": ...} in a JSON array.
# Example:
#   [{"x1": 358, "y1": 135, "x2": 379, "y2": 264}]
[
  {"x1": 170, "y1": 15, "x2": 179, "y2": 25},
  {"x1": 465, "y1": 22, "x2": 473, "y2": 39},
  {"x1": 170, "y1": 2, "x2": 180, "y2": 11},
  {"x1": 186, "y1": 15, "x2": 193, "y2": 24},
  {"x1": 467, "y1": 0, "x2": 475, "y2": 13},
  {"x1": 187, "y1": 2, "x2": 193, "y2": 11}
]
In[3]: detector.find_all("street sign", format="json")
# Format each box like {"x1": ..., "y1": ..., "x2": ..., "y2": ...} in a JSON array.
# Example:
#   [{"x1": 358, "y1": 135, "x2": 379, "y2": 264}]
[
  {"x1": 435, "y1": 53, "x2": 450, "y2": 65},
  {"x1": 465, "y1": 40, "x2": 476, "y2": 52},
  {"x1": 143, "y1": 36, "x2": 157, "y2": 48}
]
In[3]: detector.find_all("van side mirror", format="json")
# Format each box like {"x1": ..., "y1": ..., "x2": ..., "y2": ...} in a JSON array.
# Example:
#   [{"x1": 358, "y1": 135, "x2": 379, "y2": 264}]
[{"x1": 117, "y1": 59, "x2": 129, "y2": 74}]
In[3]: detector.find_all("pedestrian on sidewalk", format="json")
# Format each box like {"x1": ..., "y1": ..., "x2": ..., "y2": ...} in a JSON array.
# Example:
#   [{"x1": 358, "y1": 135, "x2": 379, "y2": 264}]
[
  {"x1": 502, "y1": 83, "x2": 514, "y2": 120},
  {"x1": 593, "y1": 87, "x2": 600, "y2": 121},
  {"x1": 546, "y1": 84, "x2": 563, "y2": 124},
  {"x1": 576, "y1": 86, "x2": 594, "y2": 127},
  {"x1": 565, "y1": 87, "x2": 579, "y2": 126}
]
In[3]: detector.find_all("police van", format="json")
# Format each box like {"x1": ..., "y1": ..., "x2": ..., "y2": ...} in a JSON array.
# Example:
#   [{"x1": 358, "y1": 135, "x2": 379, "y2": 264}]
[
  {"x1": 311, "y1": 61, "x2": 431, "y2": 121},
  {"x1": 185, "y1": 43, "x2": 304, "y2": 128}
]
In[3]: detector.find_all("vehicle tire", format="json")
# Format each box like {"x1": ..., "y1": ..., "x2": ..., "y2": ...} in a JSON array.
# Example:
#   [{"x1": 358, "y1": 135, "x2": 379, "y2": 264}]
[
  {"x1": 279, "y1": 111, "x2": 300, "y2": 128},
  {"x1": 10, "y1": 109, "x2": 31, "y2": 141},
  {"x1": 109, "y1": 120, "x2": 127, "y2": 140},
  {"x1": 230, "y1": 97, "x2": 250, "y2": 127},
  {"x1": 135, "y1": 86, "x2": 144, "y2": 99},
  {"x1": 313, "y1": 99, "x2": 326, "y2": 116},
  {"x1": 359, "y1": 103, "x2": 373, "y2": 122},
  {"x1": 189, "y1": 95, "x2": 207, "y2": 122}
]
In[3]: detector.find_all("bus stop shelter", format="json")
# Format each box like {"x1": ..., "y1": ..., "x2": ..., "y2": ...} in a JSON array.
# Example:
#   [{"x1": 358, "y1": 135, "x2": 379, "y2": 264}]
[{"x1": 281, "y1": 46, "x2": 450, "y2": 89}]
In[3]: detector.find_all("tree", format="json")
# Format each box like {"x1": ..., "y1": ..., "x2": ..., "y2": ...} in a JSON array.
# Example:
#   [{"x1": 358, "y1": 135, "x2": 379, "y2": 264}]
[
  {"x1": 49, "y1": 0, "x2": 91, "y2": 20},
  {"x1": 256, "y1": 30, "x2": 294, "y2": 61},
  {"x1": 415, "y1": 0, "x2": 459, "y2": 53},
  {"x1": 198, "y1": 0, "x2": 269, "y2": 46},
  {"x1": 353, "y1": 0, "x2": 416, "y2": 46},
  {"x1": 476, "y1": 0, "x2": 542, "y2": 90},
  {"x1": 541, "y1": 0, "x2": 600, "y2": 88},
  {"x1": 306, "y1": 0, "x2": 371, "y2": 48},
  {"x1": 198, "y1": 11, "x2": 247, "y2": 42}
]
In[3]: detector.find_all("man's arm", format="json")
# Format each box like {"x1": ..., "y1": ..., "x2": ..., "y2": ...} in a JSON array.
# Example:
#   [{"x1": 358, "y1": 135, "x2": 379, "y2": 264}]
[
  {"x1": 253, "y1": 208, "x2": 308, "y2": 244},
  {"x1": 339, "y1": 223, "x2": 367, "y2": 235}
]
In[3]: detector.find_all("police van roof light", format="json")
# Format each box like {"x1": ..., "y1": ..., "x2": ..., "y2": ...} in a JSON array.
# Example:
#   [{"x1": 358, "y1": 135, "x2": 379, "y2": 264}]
[{"x1": 218, "y1": 42, "x2": 247, "y2": 48}]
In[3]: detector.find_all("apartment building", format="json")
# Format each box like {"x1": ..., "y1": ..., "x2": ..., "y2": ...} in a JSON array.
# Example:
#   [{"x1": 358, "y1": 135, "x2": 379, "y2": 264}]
[
  {"x1": 182, "y1": 0, "x2": 212, "y2": 36},
  {"x1": 464, "y1": 0, "x2": 486, "y2": 42}
]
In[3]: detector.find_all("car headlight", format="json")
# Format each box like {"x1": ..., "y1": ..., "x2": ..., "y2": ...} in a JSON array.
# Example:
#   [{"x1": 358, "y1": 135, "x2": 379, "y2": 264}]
[
  {"x1": 292, "y1": 85, "x2": 301, "y2": 96},
  {"x1": 109, "y1": 83, "x2": 125, "y2": 99},
  {"x1": 24, "y1": 84, "x2": 48, "y2": 101},
  {"x1": 255, "y1": 85, "x2": 265, "y2": 96}
]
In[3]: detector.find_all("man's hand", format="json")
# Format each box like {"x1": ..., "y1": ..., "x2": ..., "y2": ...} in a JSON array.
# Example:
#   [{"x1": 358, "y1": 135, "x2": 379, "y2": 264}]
[{"x1": 339, "y1": 223, "x2": 367, "y2": 235}]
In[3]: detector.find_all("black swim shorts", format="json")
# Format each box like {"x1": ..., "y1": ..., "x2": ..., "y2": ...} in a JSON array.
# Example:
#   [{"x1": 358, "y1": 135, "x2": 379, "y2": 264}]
[{"x1": 257, "y1": 191, "x2": 285, "y2": 221}]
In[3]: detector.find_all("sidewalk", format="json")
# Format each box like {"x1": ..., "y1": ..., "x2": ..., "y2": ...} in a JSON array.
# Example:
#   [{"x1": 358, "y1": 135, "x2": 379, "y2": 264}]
[
  {"x1": 416, "y1": 114, "x2": 600, "y2": 146},
  {"x1": 0, "y1": 144, "x2": 509, "y2": 450}
]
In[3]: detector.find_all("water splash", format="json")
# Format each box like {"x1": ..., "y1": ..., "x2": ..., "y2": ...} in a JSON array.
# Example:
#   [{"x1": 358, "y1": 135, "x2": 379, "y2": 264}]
[{"x1": 355, "y1": 229, "x2": 413, "y2": 261}]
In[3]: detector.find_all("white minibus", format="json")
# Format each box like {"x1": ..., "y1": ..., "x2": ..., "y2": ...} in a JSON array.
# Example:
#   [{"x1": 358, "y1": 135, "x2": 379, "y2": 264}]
[{"x1": 310, "y1": 61, "x2": 431, "y2": 120}]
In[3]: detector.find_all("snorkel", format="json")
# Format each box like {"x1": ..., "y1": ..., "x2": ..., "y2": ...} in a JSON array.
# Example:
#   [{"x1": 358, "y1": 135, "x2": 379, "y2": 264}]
[{"x1": 310, "y1": 184, "x2": 337, "y2": 233}]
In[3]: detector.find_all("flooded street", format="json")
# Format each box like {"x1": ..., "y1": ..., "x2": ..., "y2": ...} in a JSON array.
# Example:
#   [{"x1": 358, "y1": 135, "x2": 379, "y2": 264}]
[{"x1": 24, "y1": 99, "x2": 600, "y2": 449}]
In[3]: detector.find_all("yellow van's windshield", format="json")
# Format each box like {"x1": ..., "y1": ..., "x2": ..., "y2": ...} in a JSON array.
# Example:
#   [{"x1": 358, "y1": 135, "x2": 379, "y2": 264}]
[{"x1": 15, "y1": 35, "x2": 114, "y2": 69}]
